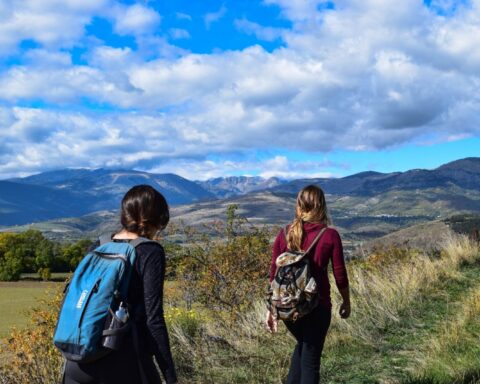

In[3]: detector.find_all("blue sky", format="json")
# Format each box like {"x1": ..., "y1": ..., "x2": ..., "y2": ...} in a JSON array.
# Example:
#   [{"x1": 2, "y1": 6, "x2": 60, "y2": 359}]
[{"x1": 0, "y1": 0, "x2": 478, "y2": 180}]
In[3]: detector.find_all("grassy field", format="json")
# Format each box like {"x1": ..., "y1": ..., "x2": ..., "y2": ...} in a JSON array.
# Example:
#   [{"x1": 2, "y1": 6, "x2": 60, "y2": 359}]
[
  {"x1": 0, "y1": 281, "x2": 60, "y2": 338},
  {"x1": 0, "y1": 272, "x2": 71, "y2": 341},
  {"x1": 0, "y1": 279, "x2": 180, "y2": 339}
]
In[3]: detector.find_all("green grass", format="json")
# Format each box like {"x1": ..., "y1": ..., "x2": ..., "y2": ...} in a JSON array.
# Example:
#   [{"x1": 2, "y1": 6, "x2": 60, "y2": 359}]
[
  {"x1": 0, "y1": 281, "x2": 61, "y2": 367},
  {"x1": 0, "y1": 281, "x2": 60, "y2": 338},
  {"x1": 320, "y1": 260, "x2": 480, "y2": 384}
]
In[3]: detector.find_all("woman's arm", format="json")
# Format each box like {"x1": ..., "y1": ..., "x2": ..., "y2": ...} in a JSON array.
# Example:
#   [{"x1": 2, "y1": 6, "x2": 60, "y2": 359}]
[
  {"x1": 140, "y1": 244, "x2": 177, "y2": 384},
  {"x1": 330, "y1": 229, "x2": 351, "y2": 319}
]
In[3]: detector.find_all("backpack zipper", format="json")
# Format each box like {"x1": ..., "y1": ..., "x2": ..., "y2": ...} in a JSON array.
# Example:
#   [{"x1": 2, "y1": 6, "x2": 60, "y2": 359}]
[
  {"x1": 78, "y1": 279, "x2": 101, "y2": 329},
  {"x1": 93, "y1": 252, "x2": 128, "y2": 266}
]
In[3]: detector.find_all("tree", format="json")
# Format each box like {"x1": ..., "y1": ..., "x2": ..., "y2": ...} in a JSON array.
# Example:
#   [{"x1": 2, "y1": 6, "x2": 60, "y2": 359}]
[
  {"x1": 19, "y1": 230, "x2": 47, "y2": 273},
  {"x1": 62, "y1": 239, "x2": 93, "y2": 271},
  {"x1": 35, "y1": 239, "x2": 55, "y2": 280},
  {"x1": 0, "y1": 233, "x2": 25, "y2": 281}
]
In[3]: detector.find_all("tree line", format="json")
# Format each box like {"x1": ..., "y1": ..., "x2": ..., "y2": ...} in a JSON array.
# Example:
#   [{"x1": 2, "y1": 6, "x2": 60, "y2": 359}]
[{"x1": 0, "y1": 230, "x2": 92, "y2": 281}]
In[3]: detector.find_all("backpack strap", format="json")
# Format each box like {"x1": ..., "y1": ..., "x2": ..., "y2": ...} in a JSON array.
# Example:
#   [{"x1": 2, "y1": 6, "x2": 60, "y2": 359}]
[
  {"x1": 99, "y1": 233, "x2": 113, "y2": 245},
  {"x1": 129, "y1": 237, "x2": 158, "y2": 248},
  {"x1": 303, "y1": 227, "x2": 328, "y2": 256},
  {"x1": 283, "y1": 225, "x2": 328, "y2": 256},
  {"x1": 99, "y1": 234, "x2": 158, "y2": 248}
]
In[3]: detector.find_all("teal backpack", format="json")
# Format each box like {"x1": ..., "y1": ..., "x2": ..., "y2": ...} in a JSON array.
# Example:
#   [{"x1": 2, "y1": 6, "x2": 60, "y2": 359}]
[{"x1": 53, "y1": 236, "x2": 151, "y2": 363}]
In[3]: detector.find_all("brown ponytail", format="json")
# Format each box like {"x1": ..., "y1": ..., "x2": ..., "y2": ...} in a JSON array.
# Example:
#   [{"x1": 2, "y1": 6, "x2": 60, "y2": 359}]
[{"x1": 287, "y1": 185, "x2": 328, "y2": 251}]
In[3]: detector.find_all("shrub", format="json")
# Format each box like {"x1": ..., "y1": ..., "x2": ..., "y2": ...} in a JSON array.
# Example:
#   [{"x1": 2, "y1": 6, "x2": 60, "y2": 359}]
[
  {"x1": 165, "y1": 306, "x2": 204, "y2": 340},
  {"x1": 38, "y1": 267, "x2": 52, "y2": 281},
  {"x1": 178, "y1": 205, "x2": 273, "y2": 316}
]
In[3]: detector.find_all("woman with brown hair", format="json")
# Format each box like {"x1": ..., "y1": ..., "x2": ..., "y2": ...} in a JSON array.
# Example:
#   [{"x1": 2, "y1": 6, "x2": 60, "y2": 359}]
[
  {"x1": 64, "y1": 185, "x2": 177, "y2": 384},
  {"x1": 265, "y1": 185, "x2": 350, "y2": 384}
]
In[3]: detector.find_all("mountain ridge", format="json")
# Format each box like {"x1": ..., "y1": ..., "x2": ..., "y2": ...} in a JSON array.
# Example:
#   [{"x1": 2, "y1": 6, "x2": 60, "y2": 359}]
[{"x1": 1, "y1": 157, "x2": 479, "y2": 228}]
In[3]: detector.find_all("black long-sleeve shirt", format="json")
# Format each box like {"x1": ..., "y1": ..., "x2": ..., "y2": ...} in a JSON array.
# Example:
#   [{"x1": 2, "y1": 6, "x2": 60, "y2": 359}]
[{"x1": 128, "y1": 242, "x2": 177, "y2": 383}]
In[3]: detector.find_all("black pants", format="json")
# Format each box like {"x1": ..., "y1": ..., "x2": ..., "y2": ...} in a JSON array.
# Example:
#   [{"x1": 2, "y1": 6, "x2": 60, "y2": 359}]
[
  {"x1": 63, "y1": 339, "x2": 161, "y2": 384},
  {"x1": 284, "y1": 306, "x2": 332, "y2": 384}
]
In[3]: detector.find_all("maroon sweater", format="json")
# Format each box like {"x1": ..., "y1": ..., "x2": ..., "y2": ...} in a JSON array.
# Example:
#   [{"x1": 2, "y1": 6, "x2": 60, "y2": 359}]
[{"x1": 269, "y1": 222, "x2": 349, "y2": 310}]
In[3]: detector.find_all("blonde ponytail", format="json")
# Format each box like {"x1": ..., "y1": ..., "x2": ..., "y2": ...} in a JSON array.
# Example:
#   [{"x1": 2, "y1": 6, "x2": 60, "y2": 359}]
[
  {"x1": 287, "y1": 185, "x2": 328, "y2": 252},
  {"x1": 287, "y1": 215, "x2": 304, "y2": 252}
]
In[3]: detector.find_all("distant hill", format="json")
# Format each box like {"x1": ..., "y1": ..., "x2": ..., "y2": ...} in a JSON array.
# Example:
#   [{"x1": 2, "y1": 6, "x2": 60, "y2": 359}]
[
  {"x1": 361, "y1": 219, "x2": 453, "y2": 253},
  {"x1": 12, "y1": 168, "x2": 214, "y2": 207},
  {"x1": 2, "y1": 192, "x2": 295, "y2": 241},
  {"x1": 360, "y1": 213, "x2": 480, "y2": 256},
  {"x1": 2, "y1": 169, "x2": 214, "y2": 226},
  {"x1": 0, "y1": 180, "x2": 90, "y2": 226},
  {"x1": 269, "y1": 157, "x2": 480, "y2": 196}
]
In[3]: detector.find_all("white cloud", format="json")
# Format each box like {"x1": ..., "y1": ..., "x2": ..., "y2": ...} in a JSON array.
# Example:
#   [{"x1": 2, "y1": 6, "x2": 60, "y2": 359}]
[
  {"x1": 259, "y1": 156, "x2": 335, "y2": 179},
  {"x1": 204, "y1": 5, "x2": 227, "y2": 29},
  {"x1": 0, "y1": 107, "x2": 177, "y2": 177},
  {"x1": 0, "y1": 105, "x2": 345, "y2": 180},
  {"x1": 112, "y1": 3, "x2": 161, "y2": 36},
  {"x1": 147, "y1": 156, "x2": 337, "y2": 181},
  {"x1": 263, "y1": 0, "x2": 325, "y2": 22},
  {"x1": 234, "y1": 18, "x2": 285, "y2": 42},
  {"x1": 169, "y1": 28, "x2": 191, "y2": 40},
  {"x1": 175, "y1": 12, "x2": 192, "y2": 21},
  {"x1": 0, "y1": 0, "x2": 110, "y2": 54}
]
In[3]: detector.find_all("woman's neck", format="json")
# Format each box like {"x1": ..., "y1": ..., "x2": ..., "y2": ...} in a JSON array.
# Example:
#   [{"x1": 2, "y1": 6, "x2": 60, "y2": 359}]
[{"x1": 112, "y1": 229, "x2": 139, "y2": 240}]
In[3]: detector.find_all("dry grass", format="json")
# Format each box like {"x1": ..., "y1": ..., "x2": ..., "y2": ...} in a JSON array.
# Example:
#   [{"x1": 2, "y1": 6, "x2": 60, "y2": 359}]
[{"x1": 328, "y1": 233, "x2": 479, "y2": 347}]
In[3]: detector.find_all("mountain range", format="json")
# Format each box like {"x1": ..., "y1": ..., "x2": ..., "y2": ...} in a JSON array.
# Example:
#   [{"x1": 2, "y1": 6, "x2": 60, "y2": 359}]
[
  {"x1": 1, "y1": 158, "x2": 480, "y2": 240},
  {"x1": 3, "y1": 169, "x2": 213, "y2": 226},
  {"x1": 197, "y1": 176, "x2": 285, "y2": 198}
]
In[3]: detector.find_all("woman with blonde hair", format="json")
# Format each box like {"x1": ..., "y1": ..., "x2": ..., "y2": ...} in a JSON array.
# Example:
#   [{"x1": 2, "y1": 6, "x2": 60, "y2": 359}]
[{"x1": 265, "y1": 185, "x2": 350, "y2": 384}]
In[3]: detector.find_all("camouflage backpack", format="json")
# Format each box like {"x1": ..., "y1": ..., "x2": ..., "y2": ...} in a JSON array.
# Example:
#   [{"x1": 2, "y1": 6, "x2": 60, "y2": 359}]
[{"x1": 267, "y1": 227, "x2": 327, "y2": 322}]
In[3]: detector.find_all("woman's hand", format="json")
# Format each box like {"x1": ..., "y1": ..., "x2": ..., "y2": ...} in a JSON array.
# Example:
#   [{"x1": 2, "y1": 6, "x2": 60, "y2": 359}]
[
  {"x1": 339, "y1": 301, "x2": 351, "y2": 319},
  {"x1": 338, "y1": 287, "x2": 351, "y2": 319},
  {"x1": 265, "y1": 310, "x2": 278, "y2": 333}
]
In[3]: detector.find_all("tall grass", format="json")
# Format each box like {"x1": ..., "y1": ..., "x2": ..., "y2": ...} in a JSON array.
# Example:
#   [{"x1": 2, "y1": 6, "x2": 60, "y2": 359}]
[
  {"x1": 410, "y1": 273, "x2": 480, "y2": 383},
  {"x1": 329, "y1": 233, "x2": 479, "y2": 346}
]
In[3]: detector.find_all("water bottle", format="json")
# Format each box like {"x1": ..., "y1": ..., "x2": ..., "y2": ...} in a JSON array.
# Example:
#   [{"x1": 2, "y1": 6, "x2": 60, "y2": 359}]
[
  {"x1": 115, "y1": 304, "x2": 128, "y2": 323},
  {"x1": 102, "y1": 302, "x2": 129, "y2": 350}
]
